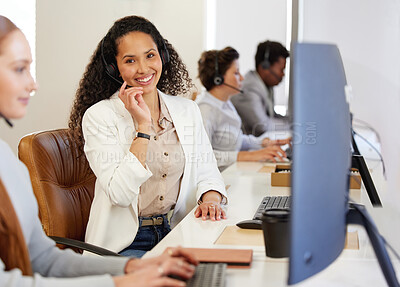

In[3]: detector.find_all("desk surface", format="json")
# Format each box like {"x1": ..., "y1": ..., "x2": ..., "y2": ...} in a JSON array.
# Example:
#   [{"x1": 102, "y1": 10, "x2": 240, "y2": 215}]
[{"x1": 145, "y1": 160, "x2": 400, "y2": 286}]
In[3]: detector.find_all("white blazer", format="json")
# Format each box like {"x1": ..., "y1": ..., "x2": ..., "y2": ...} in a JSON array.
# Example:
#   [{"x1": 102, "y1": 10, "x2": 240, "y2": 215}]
[{"x1": 82, "y1": 90, "x2": 227, "y2": 253}]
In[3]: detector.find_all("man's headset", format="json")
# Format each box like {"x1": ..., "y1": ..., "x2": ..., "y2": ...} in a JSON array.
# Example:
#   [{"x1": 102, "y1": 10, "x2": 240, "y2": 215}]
[
  {"x1": 260, "y1": 40, "x2": 282, "y2": 82},
  {"x1": 260, "y1": 40, "x2": 271, "y2": 70},
  {"x1": 213, "y1": 50, "x2": 243, "y2": 93},
  {"x1": 100, "y1": 36, "x2": 170, "y2": 85}
]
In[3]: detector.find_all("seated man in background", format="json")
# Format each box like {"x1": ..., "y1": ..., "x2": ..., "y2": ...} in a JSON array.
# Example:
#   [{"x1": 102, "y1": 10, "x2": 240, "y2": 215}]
[{"x1": 231, "y1": 40, "x2": 290, "y2": 137}]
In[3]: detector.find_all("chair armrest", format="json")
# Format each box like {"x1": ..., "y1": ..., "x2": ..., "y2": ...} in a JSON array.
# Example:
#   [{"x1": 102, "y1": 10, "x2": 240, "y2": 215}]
[{"x1": 49, "y1": 236, "x2": 121, "y2": 257}]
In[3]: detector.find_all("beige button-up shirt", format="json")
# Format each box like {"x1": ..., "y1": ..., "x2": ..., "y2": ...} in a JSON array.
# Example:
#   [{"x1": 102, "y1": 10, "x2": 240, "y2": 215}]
[{"x1": 138, "y1": 96, "x2": 185, "y2": 216}]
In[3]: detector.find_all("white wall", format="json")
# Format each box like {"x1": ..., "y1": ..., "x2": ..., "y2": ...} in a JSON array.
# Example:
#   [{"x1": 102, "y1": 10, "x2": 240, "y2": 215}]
[
  {"x1": 301, "y1": 0, "x2": 400, "y2": 246},
  {"x1": 213, "y1": 0, "x2": 289, "y2": 106},
  {"x1": 3, "y1": 0, "x2": 205, "y2": 152}
]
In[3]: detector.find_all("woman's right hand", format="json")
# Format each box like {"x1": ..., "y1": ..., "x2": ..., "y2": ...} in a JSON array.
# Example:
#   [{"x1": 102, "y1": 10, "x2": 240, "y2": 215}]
[
  {"x1": 114, "y1": 257, "x2": 195, "y2": 287},
  {"x1": 118, "y1": 81, "x2": 151, "y2": 127},
  {"x1": 238, "y1": 146, "x2": 286, "y2": 162},
  {"x1": 261, "y1": 137, "x2": 292, "y2": 148}
]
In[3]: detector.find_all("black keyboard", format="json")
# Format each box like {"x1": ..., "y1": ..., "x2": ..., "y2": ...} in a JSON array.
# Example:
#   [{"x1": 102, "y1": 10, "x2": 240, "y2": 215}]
[
  {"x1": 253, "y1": 196, "x2": 291, "y2": 220},
  {"x1": 187, "y1": 263, "x2": 226, "y2": 287}
]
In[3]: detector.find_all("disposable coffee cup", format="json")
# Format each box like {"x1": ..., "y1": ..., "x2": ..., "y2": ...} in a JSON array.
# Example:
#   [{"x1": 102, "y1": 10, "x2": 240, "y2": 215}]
[{"x1": 261, "y1": 208, "x2": 290, "y2": 258}]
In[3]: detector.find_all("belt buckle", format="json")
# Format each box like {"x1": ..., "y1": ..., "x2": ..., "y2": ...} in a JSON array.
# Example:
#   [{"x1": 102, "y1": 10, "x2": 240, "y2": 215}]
[{"x1": 152, "y1": 216, "x2": 163, "y2": 225}]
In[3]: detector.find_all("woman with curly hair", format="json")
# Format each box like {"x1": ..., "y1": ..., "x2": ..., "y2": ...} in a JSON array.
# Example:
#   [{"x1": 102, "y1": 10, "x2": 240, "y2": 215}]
[
  {"x1": 0, "y1": 15, "x2": 197, "y2": 287},
  {"x1": 69, "y1": 16, "x2": 227, "y2": 258}
]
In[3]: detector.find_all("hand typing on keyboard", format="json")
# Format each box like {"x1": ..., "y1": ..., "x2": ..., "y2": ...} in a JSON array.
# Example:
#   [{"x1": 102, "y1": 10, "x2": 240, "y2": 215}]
[
  {"x1": 237, "y1": 145, "x2": 287, "y2": 162},
  {"x1": 170, "y1": 263, "x2": 227, "y2": 287},
  {"x1": 121, "y1": 246, "x2": 199, "y2": 286}
]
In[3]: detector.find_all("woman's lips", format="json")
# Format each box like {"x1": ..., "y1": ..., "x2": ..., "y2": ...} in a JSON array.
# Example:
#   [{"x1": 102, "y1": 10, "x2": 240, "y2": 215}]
[{"x1": 18, "y1": 97, "x2": 30, "y2": 105}]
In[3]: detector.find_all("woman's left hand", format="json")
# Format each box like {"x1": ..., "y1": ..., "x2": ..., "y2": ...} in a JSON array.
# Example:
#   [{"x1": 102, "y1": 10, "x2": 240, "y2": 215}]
[{"x1": 194, "y1": 191, "x2": 226, "y2": 221}]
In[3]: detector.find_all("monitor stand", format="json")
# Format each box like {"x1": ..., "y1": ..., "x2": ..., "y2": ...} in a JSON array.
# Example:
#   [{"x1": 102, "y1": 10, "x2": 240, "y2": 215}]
[
  {"x1": 347, "y1": 203, "x2": 399, "y2": 287},
  {"x1": 352, "y1": 131, "x2": 382, "y2": 207}
]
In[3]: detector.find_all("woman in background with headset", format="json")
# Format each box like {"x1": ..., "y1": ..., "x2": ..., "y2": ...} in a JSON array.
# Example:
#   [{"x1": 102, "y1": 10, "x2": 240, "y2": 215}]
[
  {"x1": 68, "y1": 15, "x2": 227, "y2": 258},
  {"x1": 196, "y1": 47, "x2": 291, "y2": 171},
  {"x1": 0, "y1": 15, "x2": 197, "y2": 287}
]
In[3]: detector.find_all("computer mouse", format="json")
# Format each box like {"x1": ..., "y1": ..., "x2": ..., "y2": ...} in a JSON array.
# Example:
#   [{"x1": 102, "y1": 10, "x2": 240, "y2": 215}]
[
  {"x1": 284, "y1": 146, "x2": 293, "y2": 160},
  {"x1": 236, "y1": 219, "x2": 262, "y2": 230}
]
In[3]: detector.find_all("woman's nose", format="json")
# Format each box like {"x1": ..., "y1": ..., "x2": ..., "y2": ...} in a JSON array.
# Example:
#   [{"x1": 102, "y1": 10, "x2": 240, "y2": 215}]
[{"x1": 28, "y1": 74, "x2": 38, "y2": 95}]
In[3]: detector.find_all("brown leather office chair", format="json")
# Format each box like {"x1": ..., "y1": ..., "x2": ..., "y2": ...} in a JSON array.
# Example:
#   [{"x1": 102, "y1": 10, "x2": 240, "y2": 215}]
[{"x1": 18, "y1": 129, "x2": 118, "y2": 256}]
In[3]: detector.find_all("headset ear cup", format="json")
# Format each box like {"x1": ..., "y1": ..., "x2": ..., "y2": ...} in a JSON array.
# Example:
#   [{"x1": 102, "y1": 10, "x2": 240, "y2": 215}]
[
  {"x1": 261, "y1": 59, "x2": 270, "y2": 70},
  {"x1": 105, "y1": 63, "x2": 119, "y2": 78},
  {"x1": 213, "y1": 74, "x2": 224, "y2": 86},
  {"x1": 160, "y1": 49, "x2": 170, "y2": 66},
  {"x1": 159, "y1": 38, "x2": 170, "y2": 66}
]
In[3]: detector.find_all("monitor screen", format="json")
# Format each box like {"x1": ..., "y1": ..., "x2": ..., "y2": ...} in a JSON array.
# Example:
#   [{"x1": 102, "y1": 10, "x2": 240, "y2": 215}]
[{"x1": 288, "y1": 42, "x2": 352, "y2": 284}]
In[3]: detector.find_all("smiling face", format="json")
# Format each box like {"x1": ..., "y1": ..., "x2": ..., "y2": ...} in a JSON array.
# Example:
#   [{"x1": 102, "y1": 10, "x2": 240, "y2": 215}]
[
  {"x1": 115, "y1": 31, "x2": 163, "y2": 97},
  {"x1": 0, "y1": 30, "x2": 37, "y2": 119}
]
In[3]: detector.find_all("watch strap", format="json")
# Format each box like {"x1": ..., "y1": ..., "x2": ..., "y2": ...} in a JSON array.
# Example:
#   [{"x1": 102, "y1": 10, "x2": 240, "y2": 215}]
[{"x1": 136, "y1": 132, "x2": 151, "y2": 140}]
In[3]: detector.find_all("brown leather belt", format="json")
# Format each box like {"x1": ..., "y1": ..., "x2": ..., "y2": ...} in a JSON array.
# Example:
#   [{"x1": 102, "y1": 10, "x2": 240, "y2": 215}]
[{"x1": 141, "y1": 216, "x2": 164, "y2": 227}]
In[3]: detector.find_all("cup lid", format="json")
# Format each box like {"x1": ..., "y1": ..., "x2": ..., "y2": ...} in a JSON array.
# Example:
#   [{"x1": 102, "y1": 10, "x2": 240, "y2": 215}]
[{"x1": 262, "y1": 208, "x2": 290, "y2": 219}]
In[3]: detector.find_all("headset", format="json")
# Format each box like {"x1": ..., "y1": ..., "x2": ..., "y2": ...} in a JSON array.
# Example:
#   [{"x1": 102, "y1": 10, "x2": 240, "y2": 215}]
[
  {"x1": 0, "y1": 112, "x2": 13, "y2": 127},
  {"x1": 213, "y1": 51, "x2": 243, "y2": 93},
  {"x1": 101, "y1": 36, "x2": 170, "y2": 85},
  {"x1": 260, "y1": 40, "x2": 271, "y2": 70},
  {"x1": 260, "y1": 41, "x2": 281, "y2": 82},
  {"x1": 213, "y1": 51, "x2": 224, "y2": 86}
]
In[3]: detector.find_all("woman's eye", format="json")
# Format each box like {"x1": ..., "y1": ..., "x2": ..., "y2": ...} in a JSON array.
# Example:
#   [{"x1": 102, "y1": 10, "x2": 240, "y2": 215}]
[
  {"x1": 15, "y1": 67, "x2": 25, "y2": 73},
  {"x1": 126, "y1": 59, "x2": 135, "y2": 64},
  {"x1": 147, "y1": 53, "x2": 155, "y2": 58}
]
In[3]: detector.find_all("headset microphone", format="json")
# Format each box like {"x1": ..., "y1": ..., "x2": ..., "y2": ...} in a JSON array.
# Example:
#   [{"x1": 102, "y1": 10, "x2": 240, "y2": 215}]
[
  {"x1": 0, "y1": 112, "x2": 13, "y2": 127},
  {"x1": 268, "y1": 68, "x2": 282, "y2": 82},
  {"x1": 222, "y1": 83, "x2": 244, "y2": 93}
]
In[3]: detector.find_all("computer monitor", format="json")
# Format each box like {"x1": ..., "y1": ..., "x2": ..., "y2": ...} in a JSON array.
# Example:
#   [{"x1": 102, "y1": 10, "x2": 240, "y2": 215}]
[
  {"x1": 288, "y1": 42, "x2": 399, "y2": 286},
  {"x1": 288, "y1": 42, "x2": 351, "y2": 283}
]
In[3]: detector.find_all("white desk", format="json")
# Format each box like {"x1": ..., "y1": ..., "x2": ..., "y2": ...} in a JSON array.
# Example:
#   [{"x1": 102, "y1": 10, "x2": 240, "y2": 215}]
[{"x1": 145, "y1": 161, "x2": 400, "y2": 286}]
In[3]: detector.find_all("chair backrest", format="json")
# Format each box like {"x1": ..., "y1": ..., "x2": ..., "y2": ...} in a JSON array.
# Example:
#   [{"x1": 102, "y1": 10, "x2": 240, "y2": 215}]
[{"x1": 18, "y1": 129, "x2": 95, "y2": 251}]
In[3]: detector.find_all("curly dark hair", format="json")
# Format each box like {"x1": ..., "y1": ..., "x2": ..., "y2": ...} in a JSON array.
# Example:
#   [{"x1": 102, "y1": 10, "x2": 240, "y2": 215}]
[
  {"x1": 198, "y1": 46, "x2": 239, "y2": 91},
  {"x1": 69, "y1": 15, "x2": 193, "y2": 150}
]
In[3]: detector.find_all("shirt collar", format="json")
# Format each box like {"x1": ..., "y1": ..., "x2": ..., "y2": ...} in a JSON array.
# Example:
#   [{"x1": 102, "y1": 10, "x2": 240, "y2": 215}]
[
  {"x1": 203, "y1": 91, "x2": 231, "y2": 110},
  {"x1": 158, "y1": 93, "x2": 173, "y2": 127}
]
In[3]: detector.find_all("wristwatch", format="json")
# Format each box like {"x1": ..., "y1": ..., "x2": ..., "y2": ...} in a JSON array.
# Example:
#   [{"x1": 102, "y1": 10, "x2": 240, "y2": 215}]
[{"x1": 135, "y1": 132, "x2": 151, "y2": 140}]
